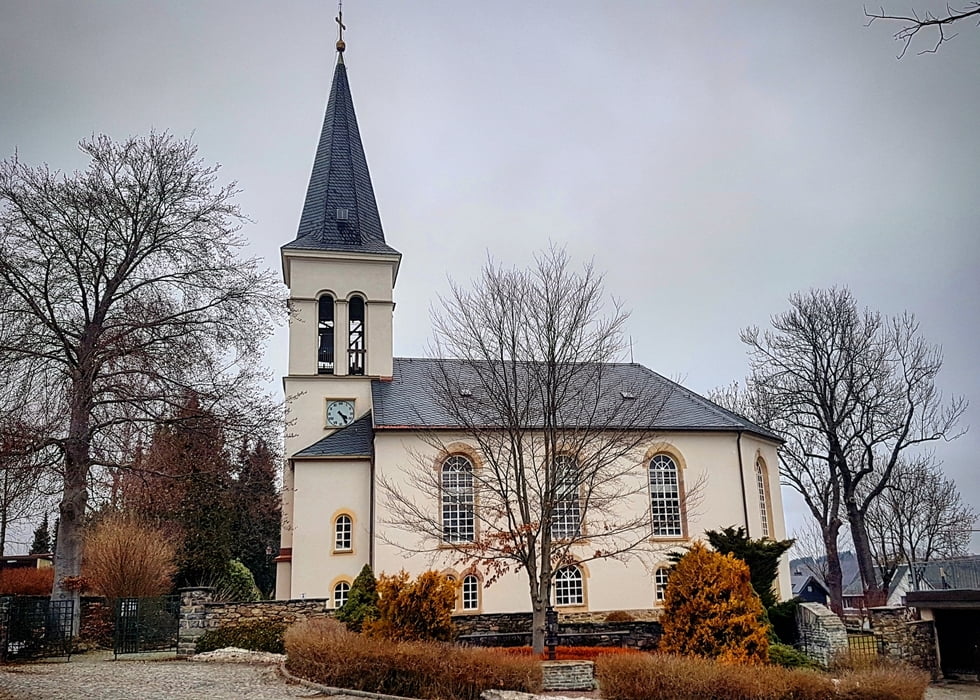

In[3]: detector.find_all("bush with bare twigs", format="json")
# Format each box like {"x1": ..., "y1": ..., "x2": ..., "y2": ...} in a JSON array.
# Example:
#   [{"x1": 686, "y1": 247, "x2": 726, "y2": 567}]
[
  {"x1": 597, "y1": 653, "x2": 929, "y2": 700},
  {"x1": 285, "y1": 618, "x2": 542, "y2": 700},
  {"x1": 0, "y1": 566, "x2": 54, "y2": 595},
  {"x1": 83, "y1": 512, "x2": 175, "y2": 599}
]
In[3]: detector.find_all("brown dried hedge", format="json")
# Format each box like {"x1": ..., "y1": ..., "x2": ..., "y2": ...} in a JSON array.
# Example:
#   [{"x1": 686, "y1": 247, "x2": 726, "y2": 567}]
[
  {"x1": 0, "y1": 567, "x2": 54, "y2": 595},
  {"x1": 596, "y1": 653, "x2": 930, "y2": 700},
  {"x1": 285, "y1": 618, "x2": 542, "y2": 700}
]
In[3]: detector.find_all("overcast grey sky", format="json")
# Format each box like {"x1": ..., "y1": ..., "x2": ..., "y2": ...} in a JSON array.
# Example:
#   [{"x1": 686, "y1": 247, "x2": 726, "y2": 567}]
[{"x1": 2, "y1": 1, "x2": 978, "y2": 550}]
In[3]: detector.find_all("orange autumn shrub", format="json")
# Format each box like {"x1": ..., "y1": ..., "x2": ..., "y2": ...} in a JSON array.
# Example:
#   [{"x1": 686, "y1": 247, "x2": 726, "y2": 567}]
[
  {"x1": 365, "y1": 569, "x2": 456, "y2": 642},
  {"x1": 659, "y1": 541, "x2": 769, "y2": 664},
  {"x1": 0, "y1": 566, "x2": 54, "y2": 595}
]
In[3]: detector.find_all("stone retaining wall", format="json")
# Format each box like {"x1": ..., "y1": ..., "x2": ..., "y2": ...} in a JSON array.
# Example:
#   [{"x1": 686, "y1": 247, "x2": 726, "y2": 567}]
[
  {"x1": 796, "y1": 602, "x2": 848, "y2": 667},
  {"x1": 541, "y1": 661, "x2": 595, "y2": 691},
  {"x1": 453, "y1": 612, "x2": 662, "y2": 651},
  {"x1": 177, "y1": 587, "x2": 333, "y2": 656},
  {"x1": 869, "y1": 606, "x2": 939, "y2": 678}
]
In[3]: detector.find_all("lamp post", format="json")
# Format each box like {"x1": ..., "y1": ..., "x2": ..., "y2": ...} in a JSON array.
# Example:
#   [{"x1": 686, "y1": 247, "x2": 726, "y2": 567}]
[{"x1": 545, "y1": 605, "x2": 559, "y2": 661}]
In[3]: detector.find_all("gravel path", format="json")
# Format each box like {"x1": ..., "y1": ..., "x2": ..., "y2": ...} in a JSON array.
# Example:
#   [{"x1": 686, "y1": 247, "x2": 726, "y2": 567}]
[
  {"x1": 927, "y1": 685, "x2": 980, "y2": 699},
  {"x1": 0, "y1": 654, "x2": 357, "y2": 700}
]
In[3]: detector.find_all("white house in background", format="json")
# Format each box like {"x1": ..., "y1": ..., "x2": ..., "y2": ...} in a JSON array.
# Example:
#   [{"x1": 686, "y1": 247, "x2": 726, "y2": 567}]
[{"x1": 274, "y1": 39, "x2": 790, "y2": 614}]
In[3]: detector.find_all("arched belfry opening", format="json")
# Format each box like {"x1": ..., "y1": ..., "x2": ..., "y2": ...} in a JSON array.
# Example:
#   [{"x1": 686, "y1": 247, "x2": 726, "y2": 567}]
[
  {"x1": 317, "y1": 295, "x2": 335, "y2": 375},
  {"x1": 348, "y1": 295, "x2": 365, "y2": 375}
]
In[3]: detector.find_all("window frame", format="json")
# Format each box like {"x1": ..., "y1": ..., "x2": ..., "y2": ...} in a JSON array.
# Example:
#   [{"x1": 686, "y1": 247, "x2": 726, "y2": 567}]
[
  {"x1": 333, "y1": 513, "x2": 353, "y2": 553},
  {"x1": 648, "y1": 452, "x2": 685, "y2": 539},
  {"x1": 461, "y1": 573, "x2": 480, "y2": 611},
  {"x1": 551, "y1": 454, "x2": 581, "y2": 540},
  {"x1": 317, "y1": 294, "x2": 335, "y2": 375},
  {"x1": 654, "y1": 566, "x2": 671, "y2": 605},
  {"x1": 553, "y1": 565, "x2": 585, "y2": 607},
  {"x1": 755, "y1": 456, "x2": 771, "y2": 538},
  {"x1": 347, "y1": 294, "x2": 366, "y2": 376},
  {"x1": 441, "y1": 454, "x2": 476, "y2": 544},
  {"x1": 333, "y1": 580, "x2": 351, "y2": 609}
]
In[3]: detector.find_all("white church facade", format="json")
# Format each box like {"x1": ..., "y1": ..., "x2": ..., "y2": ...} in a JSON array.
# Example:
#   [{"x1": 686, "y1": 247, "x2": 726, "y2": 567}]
[{"x1": 275, "y1": 40, "x2": 790, "y2": 614}]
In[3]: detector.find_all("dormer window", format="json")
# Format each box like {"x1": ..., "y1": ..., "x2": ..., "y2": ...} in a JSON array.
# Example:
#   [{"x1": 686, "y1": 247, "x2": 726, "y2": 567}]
[{"x1": 336, "y1": 208, "x2": 349, "y2": 221}]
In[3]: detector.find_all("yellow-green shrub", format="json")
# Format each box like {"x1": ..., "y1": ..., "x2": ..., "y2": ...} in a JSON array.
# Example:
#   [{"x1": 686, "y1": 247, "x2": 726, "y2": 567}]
[
  {"x1": 660, "y1": 541, "x2": 769, "y2": 664},
  {"x1": 365, "y1": 569, "x2": 456, "y2": 641}
]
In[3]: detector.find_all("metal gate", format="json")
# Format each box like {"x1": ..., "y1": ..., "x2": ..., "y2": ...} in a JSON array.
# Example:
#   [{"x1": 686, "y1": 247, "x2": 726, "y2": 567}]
[
  {"x1": 0, "y1": 595, "x2": 74, "y2": 661},
  {"x1": 113, "y1": 595, "x2": 180, "y2": 657}
]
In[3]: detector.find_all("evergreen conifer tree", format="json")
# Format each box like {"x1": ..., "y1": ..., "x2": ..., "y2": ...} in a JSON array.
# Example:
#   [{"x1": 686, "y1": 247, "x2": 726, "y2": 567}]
[
  {"x1": 704, "y1": 526, "x2": 793, "y2": 609},
  {"x1": 29, "y1": 513, "x2": 52, "y2": 554},
  {"x1": 336, "y1": 564, "x2": 379, "y2": 631},
  {"x1": 660, "y1": 541, "x2": 769, "y2": 664}
]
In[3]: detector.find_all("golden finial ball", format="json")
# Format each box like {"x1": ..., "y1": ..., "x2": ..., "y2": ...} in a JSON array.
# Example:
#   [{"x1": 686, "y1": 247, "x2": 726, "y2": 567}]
[{"x1": 336, "y1": 40, "x2": 346, "y2": 52}]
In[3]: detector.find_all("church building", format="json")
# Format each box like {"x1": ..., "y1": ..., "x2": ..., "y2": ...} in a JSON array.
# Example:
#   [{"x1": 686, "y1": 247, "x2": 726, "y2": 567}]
[{"x1": 275, "y1": 34, "x2": 790, "y2": 613}]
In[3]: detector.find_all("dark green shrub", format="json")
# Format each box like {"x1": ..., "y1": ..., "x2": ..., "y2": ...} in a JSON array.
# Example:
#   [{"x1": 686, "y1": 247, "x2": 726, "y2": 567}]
[
  {"x1": 768, "y1": 643, "x2": 822, "y2": 670},
  {"x1": 195, "y1": 618, "x2": 285, "y2": 654},
  {"x1": 767, "y1": 598, "x2": 801, "y2": 645},
  {"x1": 215, "y1": 559, "x2": 261, "y2": 602},
  {"x1": 335, "y1": 564, "x2": 379, "y2": 631},
  {"x1": 285, "y1": 618, "x2": 542, "y2": 700},
  {"x1": 705, "y1": 526, "x2": 794, "y2": 609}
]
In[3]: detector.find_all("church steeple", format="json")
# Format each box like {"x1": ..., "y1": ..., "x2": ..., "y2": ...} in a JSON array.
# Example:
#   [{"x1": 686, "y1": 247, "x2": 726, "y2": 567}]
[{"x1": 285, "y1": 33, "x2": 399, "y2": 256}]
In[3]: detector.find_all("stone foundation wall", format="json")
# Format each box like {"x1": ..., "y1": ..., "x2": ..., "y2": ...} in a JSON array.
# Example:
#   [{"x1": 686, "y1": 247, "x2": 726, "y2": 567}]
[
  {"x1": 869, "y1": 606, "x2": 939, "y2": 678},
  {"x1": 796, "y1": 602, "x2": 848, "y2": 667},
  {"x1": 541, "y1": 661, "x2": 595, "y2": 691},
  {"x1": 453, "y1": 612, "x2": 662, "y2": 651}
]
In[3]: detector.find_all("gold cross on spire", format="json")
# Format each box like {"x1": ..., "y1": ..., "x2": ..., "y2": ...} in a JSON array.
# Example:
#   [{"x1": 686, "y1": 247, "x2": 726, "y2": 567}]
[{"x1": 336, "y1": 1, "x2": 346, "y2": 53}]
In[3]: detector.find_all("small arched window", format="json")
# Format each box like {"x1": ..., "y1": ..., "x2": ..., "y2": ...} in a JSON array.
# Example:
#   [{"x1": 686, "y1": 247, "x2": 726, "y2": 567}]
[
  {"x1": 654, "y1": 567, "x2": 671, "y2": 603},
  {"x1": 442, "y1": 455, "x2": 475, "y2": 543},
  {"x1": 649, "y1": 454, "x2": 682, "y2": 537},
  {"x1": 462, "y1": 574, "x2": 480, "y2": 611},
  {"x1": 334, "y1": 514, "x2": 352, "y2": 551},
  {"x1": 554, "y1": 565, "x2": 584, "y2": 606},
  {"x1": 551, "y1": 455, "x2": 580, "y2": 539},
  {"x1": 333, "y1": 581, "x2": 350, "y2": 608},
  {"x1": 755, "y1": 457, "x2": 770, "y2": 537},
  {"x1": 348, "y1": 295, "x2": 365, "y2": 376},
  {"x1": 317, "y1": 295, "x2": 335, "y2": 375}
]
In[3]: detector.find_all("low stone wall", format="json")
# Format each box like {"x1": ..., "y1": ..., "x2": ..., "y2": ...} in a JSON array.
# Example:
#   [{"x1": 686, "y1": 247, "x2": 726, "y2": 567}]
[
  {"x1": 453, "y1": 612, "x2": 662, "y2": 651},
  {"x1": 177, "y1": 587, "x2": 333, "y2": 656},
  {"x1": 869, "y1": 606, "x2": 939, "y2": 677},
  {"x1": 541, "y1": 661, "x2": 595, "y2": 691},
  {"x1": 796, "y1": 602, "x2": 848, "y2": 667}
]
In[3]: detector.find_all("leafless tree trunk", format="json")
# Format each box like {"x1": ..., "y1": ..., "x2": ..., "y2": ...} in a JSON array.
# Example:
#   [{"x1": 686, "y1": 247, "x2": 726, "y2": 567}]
[
  {"x1": 380, "y1": 246, "x2": 700, "y2": 654},
  {"x1": 0, "y1": 133, "x2": 283, "y2": 630},
  {"x1": 740, "y1": 288, "x2": 964, "y2": 608},
  {"x1": 865, "y1": 3, "x2": 980, "y2": 57},
  {"x1": 865, "y1": 456, "x2": 977, "y2": 590}
]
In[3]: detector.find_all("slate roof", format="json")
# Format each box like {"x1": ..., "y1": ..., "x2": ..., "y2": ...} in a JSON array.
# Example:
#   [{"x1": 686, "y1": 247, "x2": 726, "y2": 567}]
[
  {"x1": 284, "y1": 54, "x2": 400, "y2": 257},
  {"x1": 294, "y1": 411, "x2": 374, "y2": 458},
  {"x1": 370, "y1": 357, "x2": 781, "y2": 441}
]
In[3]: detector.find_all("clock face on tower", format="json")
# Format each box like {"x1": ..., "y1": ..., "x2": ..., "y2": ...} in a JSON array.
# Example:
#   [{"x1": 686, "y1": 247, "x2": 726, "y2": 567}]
[{"x1": 326, "y1": 400, "x2": 355, "y2": 427}]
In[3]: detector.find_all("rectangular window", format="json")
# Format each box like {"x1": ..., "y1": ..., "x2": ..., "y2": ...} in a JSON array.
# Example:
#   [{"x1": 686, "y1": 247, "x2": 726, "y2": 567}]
[
  {"x1": 650, "y1": 454, "x2": 682, "y2": 537},
  {"x1": 551, "y1": 456, "x2": 581, "y2": 540}
]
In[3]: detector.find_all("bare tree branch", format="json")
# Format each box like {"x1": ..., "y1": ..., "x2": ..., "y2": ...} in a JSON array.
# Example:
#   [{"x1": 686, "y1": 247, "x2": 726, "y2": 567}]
[{"x1": 865, "y1": 3, "x2": 980, "y2": 57}]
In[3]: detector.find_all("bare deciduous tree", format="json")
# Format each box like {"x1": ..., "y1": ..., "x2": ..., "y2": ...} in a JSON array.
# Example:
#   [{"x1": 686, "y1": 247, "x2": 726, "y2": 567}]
[
  {"x1": 865, "y1": 456, "x2": 977, "y2": 590},
  {"x1": 711, "y1": 380, "x2": 847, "y2": 613},
  {"x1": 0, "y1": 133, "x2": 282, "y2": 628},
  {"x1": 865, "y1": 3, "x2": 980, "y2": 57},
  {"x1": 740, "y1": 288, "x2": 965, "y2": 607},
  {"x1": 381, "y1": 247, "x2": 699, "y2": 654}
]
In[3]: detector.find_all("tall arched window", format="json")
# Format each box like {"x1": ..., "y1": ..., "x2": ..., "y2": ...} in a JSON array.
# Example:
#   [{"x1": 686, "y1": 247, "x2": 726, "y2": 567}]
[
  {"x1": 317, "y1": 295, "x2": 334, "y2": 374},
  {"x1": 334, "y1": 514, "x2": 352, "y2": 551},
  {"x1": 333, "y1": 580, "x2": 350, "y2": 608},
  {"x1": 462, "y1": 574, "x2": 480, "y2": 611},
  {"x1": 650, "y1": 453, "x2": 682, "y2": 537},
  {"x1": 348, "y1": 295, "x2": 365, "y2": 376},
  {"x1": 755, "y1": 457, "x2": 771, "y2": 537},
  {"x1": 551, "y1": 455, "x2": 580, "y2": 539},
  {"x1": 442, "y1": 455, "x2": 475, "y2": 543},
  {"x1": 554, "y1": 565, "x2": 584, "y2": 606}
]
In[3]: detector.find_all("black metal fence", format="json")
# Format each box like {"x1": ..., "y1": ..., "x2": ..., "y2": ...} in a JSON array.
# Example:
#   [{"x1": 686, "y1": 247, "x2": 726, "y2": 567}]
[
  {"x1": 0, "y1": 595, "x2": 74, "y2": 661},
  {"x1": 113, "y1": 595, "x2": 180, "y2": 657}
]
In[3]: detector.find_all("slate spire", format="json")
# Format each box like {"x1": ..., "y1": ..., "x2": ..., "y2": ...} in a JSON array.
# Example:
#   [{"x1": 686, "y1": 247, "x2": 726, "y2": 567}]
[{"x1": 285, "y1": 39, "x2": 398, "y2": 256}]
